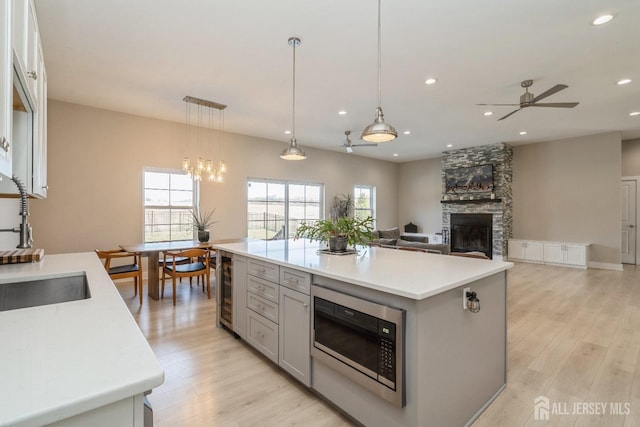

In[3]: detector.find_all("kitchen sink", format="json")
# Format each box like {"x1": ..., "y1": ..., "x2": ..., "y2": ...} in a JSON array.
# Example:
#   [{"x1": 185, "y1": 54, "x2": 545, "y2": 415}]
[{"x1": 0, "y1": 273, "x2": 91, "y2": 312}]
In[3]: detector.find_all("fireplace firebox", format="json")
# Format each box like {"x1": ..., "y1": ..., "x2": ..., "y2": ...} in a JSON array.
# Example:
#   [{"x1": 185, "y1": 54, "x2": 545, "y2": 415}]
[{"x1": 450, "y1": 214, "x2": 492, "y2": 259}]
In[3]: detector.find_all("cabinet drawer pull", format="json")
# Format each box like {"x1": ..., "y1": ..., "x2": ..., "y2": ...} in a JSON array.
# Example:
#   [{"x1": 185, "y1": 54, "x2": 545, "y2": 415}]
[
  {"x1": 27, "y1": 70, "x2": 38, "y2": 80},
  {"x1": 303, "y1": 303, "x2": 309, "y2": 308}
]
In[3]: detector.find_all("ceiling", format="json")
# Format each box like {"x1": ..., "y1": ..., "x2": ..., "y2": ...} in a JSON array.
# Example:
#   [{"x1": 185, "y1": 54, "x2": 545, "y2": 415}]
[{"x1": 34, "y1": 0, "x2": 640, "y2": 162}]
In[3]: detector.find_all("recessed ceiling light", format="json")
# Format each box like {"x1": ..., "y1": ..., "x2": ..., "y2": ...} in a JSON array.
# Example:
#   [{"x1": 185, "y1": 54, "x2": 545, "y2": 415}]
[
  {"x1": 630, "y1": 112, "x2": 640, "y2": 116},
  {"x1": 446, "y1": 144, "x2": 453, "y2": 148},
  {"x1": 519, "y1": 131, "x2": 528, "y2": 135},
  {"x1": 403, "y1": 130, "x2": 411, "y2": 135},
  {"x1": 338, "y1": 110, "x2": 347, "y2": 115},
  {"x1": 393, "y1": 153, "x2": 399, "y2": 157},
  {"x1": 284, "y1": 130, "x2": 291, "y2": 134},
  {"x1": 592, "y1": 14, "x2": 614, "y2": 26},
  {"x1": 617, "y1": 79, "x2": 632, "y2": 85},
  {"x1": 483, "y1": 111, "x2": 494, "y2": 116},
  {"x1": 425, "y1": 78, "x2": 437, "y2": 85}
]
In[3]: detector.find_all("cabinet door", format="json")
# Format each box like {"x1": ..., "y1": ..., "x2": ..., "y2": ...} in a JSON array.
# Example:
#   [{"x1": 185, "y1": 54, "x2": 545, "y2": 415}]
[
  {"x1": 232, "y1": 256, "x2": 247, "y2": 338},
  {"x1": 24, "y1": 0, "x2": 38, "y2": 101},
  {"x1": 507, "y1": 240, "x2": 525, "y2": 260},
  {"x1": 0, "y1": 0, "x2": 12, "y2": 178},
  {"x1": 543, "y1": 243, "x2": 564, "y2": 264},
  {"x1": 525, "y1": 242, "x2": 544, "y2": 262},
  {"x1": 247, "y1": 309, "x2": 278, "y2": 364},
  {"x1": 564, "y1": 245, "x2": 587, "y2": 267},
  {"x1": 279, "y1": 286, "x2": 311, "y2": 386},
  {"x1": 31, "y1": 43, "x2": 46, "y2": 197}
]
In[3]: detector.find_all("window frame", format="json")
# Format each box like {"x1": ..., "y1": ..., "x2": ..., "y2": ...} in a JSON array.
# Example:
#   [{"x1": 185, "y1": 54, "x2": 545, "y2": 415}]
[
  {"x1": 353, "y1": 184, "x2": 376, "y2": 227},
  {"x1": 247, "y1": 177, "x2": 324, "y2": 240},
  {"x1": 143, "y1": 167, "x2": 197, "y2": 243}
]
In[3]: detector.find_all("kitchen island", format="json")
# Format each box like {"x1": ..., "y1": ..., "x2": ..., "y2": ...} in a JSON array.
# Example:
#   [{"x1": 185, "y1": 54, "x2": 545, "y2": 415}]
[
  {"x1": 213, "y1": 239, "x2": 512, "y2": 427},
  {"x1": 0, "y1": 252, "x2": 164, "y2": 427}
]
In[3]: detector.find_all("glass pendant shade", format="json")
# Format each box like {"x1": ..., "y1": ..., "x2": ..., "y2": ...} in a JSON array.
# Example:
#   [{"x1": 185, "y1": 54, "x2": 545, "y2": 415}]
[
  {"x1": 361, "y1": 107, "x2": 397, "y2": 142},
  {"x1": 280, "y1": 137, "x2": 307, "y2": 160}
]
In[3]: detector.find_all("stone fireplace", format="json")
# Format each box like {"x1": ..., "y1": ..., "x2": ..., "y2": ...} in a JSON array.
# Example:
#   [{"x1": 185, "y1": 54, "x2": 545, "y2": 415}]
[{"x1": 441, "y1": 143, "x2": 512, "y2": 260}]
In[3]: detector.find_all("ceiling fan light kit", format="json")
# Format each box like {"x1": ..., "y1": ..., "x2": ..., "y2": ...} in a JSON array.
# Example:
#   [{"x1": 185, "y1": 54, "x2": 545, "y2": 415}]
[
  {"x1": 361, "y1": 0, "x2": 397, "y2": 143},
  {"x1": 478, "y1": 79, "x2": 579, "y2": 121},
  {"x1": 280, "y1": 36, "x2": 307, "y2": 161}
]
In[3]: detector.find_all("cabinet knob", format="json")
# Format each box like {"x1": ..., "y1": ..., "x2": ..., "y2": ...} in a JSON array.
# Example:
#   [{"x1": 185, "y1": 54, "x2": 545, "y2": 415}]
[
  {"x1": 27, "y1": 71, "x2": 38, "y2": 80},
  {"x1": 42, "y1": 185, "x2": 49, "y2": 190},
  {"x1": 303, "y1": 303, "x2": 309, "y2": 308},
  {"x1": 0, "y1": 136, "x2": 9, "y2": 152}
]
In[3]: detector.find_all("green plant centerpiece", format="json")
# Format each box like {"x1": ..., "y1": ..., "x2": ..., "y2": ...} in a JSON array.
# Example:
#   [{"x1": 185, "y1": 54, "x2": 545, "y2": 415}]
[
  {"x1": 294, "y1": 215, "x2": 374, "y2": 252},
  {"x1": 192, "y1": 208, "x2": 217, "y2": 243}
]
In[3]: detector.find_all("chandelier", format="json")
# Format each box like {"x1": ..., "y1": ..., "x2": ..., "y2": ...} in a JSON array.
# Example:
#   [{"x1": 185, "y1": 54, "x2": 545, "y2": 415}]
[{"x1": 182, "y1": 96, "x2": 228, "y2": 182}]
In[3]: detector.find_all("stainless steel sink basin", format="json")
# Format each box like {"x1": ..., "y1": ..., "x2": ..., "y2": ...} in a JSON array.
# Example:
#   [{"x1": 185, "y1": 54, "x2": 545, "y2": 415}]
[{"x1": 0, "y1": 273, "x2": 91, "y2": 312}]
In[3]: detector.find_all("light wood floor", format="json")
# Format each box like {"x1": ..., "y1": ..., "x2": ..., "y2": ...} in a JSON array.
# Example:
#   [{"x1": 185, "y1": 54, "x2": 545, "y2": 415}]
[{"x1": 117, "y1": 262, "x2": 640, "y2": 427}]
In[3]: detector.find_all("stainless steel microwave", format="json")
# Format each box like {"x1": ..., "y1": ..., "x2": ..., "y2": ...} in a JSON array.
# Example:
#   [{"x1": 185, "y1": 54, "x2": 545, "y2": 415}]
[{"x1": 311, "y1": 285, "x2": 406, "y2": 407}]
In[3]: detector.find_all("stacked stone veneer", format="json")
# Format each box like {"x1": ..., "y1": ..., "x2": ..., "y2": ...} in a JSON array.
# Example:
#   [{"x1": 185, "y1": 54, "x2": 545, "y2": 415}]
[{"x1": 441, "y1": 143, "x2": 513, "y2": 259}]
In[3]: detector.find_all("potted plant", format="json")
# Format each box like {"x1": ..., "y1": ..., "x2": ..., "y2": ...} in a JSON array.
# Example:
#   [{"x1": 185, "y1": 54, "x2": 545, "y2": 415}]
[
  {"x1": 192, "y1": 208, "x2": 217, "y2": 242},
  {"x1": 294, "y1": 216, "x2": 374, "y2": 252}
]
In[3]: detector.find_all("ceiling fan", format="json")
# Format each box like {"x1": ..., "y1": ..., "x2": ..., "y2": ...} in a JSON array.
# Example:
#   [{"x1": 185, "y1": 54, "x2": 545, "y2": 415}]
[
  {"x1": 477, "y1": 80, "x2": 579, "y2": 121},
  {"x1": 341, "y1": 130, "x2": 377, "y2": 153}
]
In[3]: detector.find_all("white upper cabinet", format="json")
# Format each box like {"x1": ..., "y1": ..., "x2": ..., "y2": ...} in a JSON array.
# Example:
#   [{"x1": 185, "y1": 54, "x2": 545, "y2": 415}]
[
  {"x1": 12, "y1": 0, "x2": 38, "y2": 104},
  {"x1": 0, "y1": 0, "x2": 12, "y2": 178},
  {"x1": 32, "y1": 41, "x2": 46, "y2": 197}
]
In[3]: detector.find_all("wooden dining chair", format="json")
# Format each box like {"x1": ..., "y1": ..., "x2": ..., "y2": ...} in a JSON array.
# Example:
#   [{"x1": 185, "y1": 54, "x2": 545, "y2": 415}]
[
  {"x1": 95, "y1": 249, "x2": 143, "y2": 304},
  {"x1": 161, "y1": 248, "x2": 211, "y2": 306}
]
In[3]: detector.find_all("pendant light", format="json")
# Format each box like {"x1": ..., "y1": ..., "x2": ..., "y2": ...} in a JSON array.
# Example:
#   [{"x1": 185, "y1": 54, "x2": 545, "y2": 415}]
[
  {"x1": 361, "y1": 0, "x2": 397, "y2": 143},
  {"x1": 280, "y1": 36, "x2": 307, "y2": 160},
  {"x1": 182, "y1": 96, "x2": 229, "y2": 182}
]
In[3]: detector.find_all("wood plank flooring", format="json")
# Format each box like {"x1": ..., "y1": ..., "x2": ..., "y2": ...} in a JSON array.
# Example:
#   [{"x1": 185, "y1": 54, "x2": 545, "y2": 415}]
[{"x1": 117, "y1": 262, "x2": 640, "y2": 426}]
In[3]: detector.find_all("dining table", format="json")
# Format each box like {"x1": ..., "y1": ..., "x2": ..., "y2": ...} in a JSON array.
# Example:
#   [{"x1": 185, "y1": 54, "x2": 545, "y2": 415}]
[{"x1": 120, "y1": 238, "x2": 247, "y2": 300}]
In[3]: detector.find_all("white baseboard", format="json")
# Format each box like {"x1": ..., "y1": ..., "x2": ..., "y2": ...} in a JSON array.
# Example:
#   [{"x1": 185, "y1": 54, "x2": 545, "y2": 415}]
[{"x1": 588, "y1": 261, "x2": 624, "y2": 271}]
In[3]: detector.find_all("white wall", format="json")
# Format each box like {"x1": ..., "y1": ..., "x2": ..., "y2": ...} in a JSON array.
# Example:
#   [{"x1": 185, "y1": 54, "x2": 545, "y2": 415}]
[
  {"x1": 397, "y1": 157, "x2": 442, "y2": 233},
  {"x1": 512, "y1": 132, "x2": 622, "y2": 265},
  {"x1": 24, "y1": 101, "x2": 398, "y2": 254}
]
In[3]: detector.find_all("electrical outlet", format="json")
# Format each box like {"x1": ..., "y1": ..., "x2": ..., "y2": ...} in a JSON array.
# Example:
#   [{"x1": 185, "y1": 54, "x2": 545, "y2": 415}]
[{"x1": 463, "y1": 287, "x2": 471, "y2": 310}]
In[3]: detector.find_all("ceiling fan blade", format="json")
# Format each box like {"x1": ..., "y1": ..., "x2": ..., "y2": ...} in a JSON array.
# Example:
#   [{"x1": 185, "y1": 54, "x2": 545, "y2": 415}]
[
  {"x1": 532, "y1": 84, "x2": 568, "y2": 102},
  {"x1": 352, "y1": 143, "x2": 378, "y2": 148},
  {"x1": 476, "y1": 103, "x2": 520, "y2": 106},
  {"x1": 498, "y1": 108, "x2": 522, "y2": 121},
  {"x1": 531, "y1": 102, "x2": 579, "y2": 108}
]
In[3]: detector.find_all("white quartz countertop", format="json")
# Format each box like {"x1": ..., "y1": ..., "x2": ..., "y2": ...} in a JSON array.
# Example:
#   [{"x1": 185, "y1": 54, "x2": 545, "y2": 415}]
[
  {"x1": 213, "y1": 239, "x2": 513, "y2": 300},
  {"x1": 0, "y1": 252, "x2": 164, "y2": 426}
]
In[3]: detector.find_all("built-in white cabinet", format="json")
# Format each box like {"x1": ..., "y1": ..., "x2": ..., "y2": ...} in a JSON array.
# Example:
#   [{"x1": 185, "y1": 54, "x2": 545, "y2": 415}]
[
  {"x1": 0, "y1": 0, "x2": 12, "y2": 178},
  {"x1": 279, "y1": 285, "x2": 311, "y2": 387},
  {"x1": 232, "y1": 255, "x2": 247, "y2": 339},
  {"x1": 508, "y1": 239, "x2": 544, "y2": 263},
  {"x1": 509, "y1": 239, "x2": 589, "y2": 269},
  {"x1": 0, "y1": 0, "x2": 46, "y2": 193},
  {"x1": 246, "y1": 308, "x2": 279, "y2": 364},
  {"x1": 543, "y1": 243, "x2": 589, "y2": 268}
]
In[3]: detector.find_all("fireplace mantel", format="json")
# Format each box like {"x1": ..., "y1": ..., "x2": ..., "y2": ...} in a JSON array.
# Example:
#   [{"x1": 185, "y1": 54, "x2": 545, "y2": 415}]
[{"x1": 441, "y1": 198, "x2": 502, "y2": 204}]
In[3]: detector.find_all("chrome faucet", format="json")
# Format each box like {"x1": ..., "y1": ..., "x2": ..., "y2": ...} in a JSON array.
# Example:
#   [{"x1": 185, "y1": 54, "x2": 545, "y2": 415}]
[{"x1": 0, "y1": 176, "x2": 33, "y2": 248}]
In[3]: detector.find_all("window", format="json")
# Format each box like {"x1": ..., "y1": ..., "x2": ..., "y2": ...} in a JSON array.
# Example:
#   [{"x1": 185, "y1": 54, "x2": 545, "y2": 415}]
[
  {"x1": 247, "y1": 179, "x2": 323, "y2": 240},
  {"x1": 353, "y1": 185, "x2": 376, "y2": 225},
  {"x1": 144, "y1": 169, "x2": 195, "y2": 242}
]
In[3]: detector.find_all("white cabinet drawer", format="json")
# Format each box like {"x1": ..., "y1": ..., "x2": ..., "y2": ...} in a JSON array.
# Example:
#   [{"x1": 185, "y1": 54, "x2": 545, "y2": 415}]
[
  {"x1": 248, "y1": 259, "x2": 280, "y2": 283},
  {"x1": 280, "y1": 267, "x2": 311, "y2": 295},
  {"x1": 247, "y1": 291, "x2": 279, "y2": 324},
  {"x1": 247, "y1": 309, "x2": 278, "y2": 364},
  {"x1": 247, "y1": 275, "x2": 279, "y2": 303}
]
